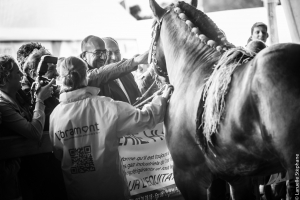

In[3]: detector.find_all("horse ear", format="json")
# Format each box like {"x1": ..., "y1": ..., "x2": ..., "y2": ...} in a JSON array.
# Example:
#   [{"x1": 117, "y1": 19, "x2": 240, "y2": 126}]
[
  {"x1": 191, "y1": 0, "x2": 198, "y2": 8},
  {"x1": 149, "y1": 0, "x2": 166, "y2": 21},
  {"x1": 174, "y1": 0, "x2": 197, "y2": 7},
  {"x1": 188, "y1": 0, "x2": 198, "y2": 7}
]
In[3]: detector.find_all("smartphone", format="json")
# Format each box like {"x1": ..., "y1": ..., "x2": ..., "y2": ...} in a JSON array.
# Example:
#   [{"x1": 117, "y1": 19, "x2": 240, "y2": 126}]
[{"x1": 37, "y1": 55, "x2": 58, "y2": 77}]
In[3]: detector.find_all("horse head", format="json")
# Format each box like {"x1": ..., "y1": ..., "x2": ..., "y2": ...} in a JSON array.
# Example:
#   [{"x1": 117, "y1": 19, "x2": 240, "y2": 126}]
[{"x1": 148, "y1": 0, "x2": 234, "y2": 84}]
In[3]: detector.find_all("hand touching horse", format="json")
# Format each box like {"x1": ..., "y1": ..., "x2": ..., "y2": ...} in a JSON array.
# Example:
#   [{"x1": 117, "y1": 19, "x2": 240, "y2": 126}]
[
  {"x1": 149, "y1": 0, "x2": 300, "y2": 199},
  {"x1": 133, "y1": 64, "x2": 168, "y2": 108}
]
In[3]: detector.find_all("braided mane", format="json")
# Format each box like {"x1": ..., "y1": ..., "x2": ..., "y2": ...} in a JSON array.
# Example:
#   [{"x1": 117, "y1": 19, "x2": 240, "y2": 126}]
[
  {"x1": 177, "y1": 1, "x2": 233, "y2": 49},
  {"x1": 178, "y1": 2, "x2": 222, "y2": 44}
]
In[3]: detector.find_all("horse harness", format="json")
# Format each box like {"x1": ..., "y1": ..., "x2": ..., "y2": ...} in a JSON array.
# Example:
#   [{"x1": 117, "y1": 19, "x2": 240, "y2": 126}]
[
  {"x1": 148, "y1": 10, "x2": 171, "y2": 78},
  {"x1": 134, "y1": 10, "x2": 173, "y2": 109}
]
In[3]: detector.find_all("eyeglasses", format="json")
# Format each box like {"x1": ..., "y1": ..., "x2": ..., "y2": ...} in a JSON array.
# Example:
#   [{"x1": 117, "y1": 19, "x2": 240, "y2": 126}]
[
  {"x1": 86, "y1": 50, "x2": 107, "y2": 59},
  {"x1": 106, "y1": 50, "x2": 121, "y2": 56}
]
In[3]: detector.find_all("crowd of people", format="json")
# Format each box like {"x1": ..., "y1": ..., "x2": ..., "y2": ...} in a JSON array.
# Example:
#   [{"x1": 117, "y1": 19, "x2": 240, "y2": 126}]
[
  {"x1": 0, "y1": 34, "x2": 172, "y2": 200},
  {"x1": 0, "y1": 21, "x2": 284, "y2": 200}
]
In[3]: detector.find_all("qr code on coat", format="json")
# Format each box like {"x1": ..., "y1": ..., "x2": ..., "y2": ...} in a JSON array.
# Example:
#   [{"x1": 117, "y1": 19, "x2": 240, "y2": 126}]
[{"x1": 69, "y1": 146, "x2": 96, "y2": 174}]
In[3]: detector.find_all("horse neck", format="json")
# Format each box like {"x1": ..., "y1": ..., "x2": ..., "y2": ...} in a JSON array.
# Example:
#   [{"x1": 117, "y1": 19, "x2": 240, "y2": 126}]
[{"x1": 161, "y1": 18, "x2": 221, "y2": 87}]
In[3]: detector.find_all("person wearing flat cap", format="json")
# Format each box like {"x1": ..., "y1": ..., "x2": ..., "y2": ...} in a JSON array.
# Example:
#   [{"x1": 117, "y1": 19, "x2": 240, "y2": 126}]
[
  {"x1": 49, "y1": 56, "x2": 173, "y2": 200},
  {"x1": 80, "y1": 35, "x2": 145, "y2": 104}
]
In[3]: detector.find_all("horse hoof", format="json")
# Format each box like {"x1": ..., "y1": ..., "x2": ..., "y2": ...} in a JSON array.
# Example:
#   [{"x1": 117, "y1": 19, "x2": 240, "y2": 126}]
[
  {"x1": 179, "y1": 13, "x2": 188, "y2": 20},
  {"x1": 216, "y1": 46, "x2": 223, "y2": 52},
  {"x1": 174, "y1": 7, "x2": 182, "y2": 13},
  {"x1": 191, "y1": 27, "x2": 200, "y2": 35},
  {"x1": 186, "y1": 20, "x2": 194, "y2": 28},
  {"x1": 199, "y1": 34, "x2": 208, "y2": 43},
  {"x1": 207, "y1": 40, "x2": 216, "y2": 48}
]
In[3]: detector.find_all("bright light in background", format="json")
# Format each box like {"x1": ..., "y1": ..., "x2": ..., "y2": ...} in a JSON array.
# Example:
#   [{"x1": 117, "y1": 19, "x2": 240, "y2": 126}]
[
  {"x1": 118, "y1": 1, "x2": 291, "y2": 48},
  {"x1": 0, "y1": 0, "x2": 140, "y2": 58},
  {"x1": 207, "y1": 6, "x2": 291, "y2": 47},
  {"x1": 135, "y1": 5, "x2": 292, "y2": 53},
  {"x1": 0, "y1": 0, "x2": 294, "y2": 58}
]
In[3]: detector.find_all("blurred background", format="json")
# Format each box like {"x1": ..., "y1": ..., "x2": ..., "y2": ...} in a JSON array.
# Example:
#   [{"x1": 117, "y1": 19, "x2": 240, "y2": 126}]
[{"x1": 0, "y1": 0, "x2": 298, "y2": 59}]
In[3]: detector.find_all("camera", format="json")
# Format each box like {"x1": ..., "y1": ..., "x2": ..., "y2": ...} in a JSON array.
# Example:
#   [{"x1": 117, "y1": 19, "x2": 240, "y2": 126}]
[{"x1": 30, "y1": 55, "x2": 59, "y2": 102}]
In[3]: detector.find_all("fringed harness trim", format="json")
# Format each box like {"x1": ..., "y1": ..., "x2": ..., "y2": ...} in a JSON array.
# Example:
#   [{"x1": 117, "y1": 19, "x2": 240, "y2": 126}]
[{"x1": 197, "y1": 47, "x2": 255, "y2": 150}]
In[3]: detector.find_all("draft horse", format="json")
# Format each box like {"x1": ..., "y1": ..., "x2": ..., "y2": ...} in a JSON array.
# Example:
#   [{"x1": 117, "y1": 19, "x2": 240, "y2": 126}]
[{"x1": 148, "y1": 0, "x2": 300, "y2": 199}]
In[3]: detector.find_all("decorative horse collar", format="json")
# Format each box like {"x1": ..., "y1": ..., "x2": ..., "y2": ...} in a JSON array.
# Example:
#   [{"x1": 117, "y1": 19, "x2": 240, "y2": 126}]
[{"x1": 148, "y1": 9, "x2": 171, "y2": 78}]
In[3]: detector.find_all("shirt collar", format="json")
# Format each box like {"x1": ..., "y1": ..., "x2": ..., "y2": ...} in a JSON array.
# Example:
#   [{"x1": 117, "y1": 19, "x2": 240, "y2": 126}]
[{"x1": 59, "y1": 86, "x2": 100, "y2": 103}]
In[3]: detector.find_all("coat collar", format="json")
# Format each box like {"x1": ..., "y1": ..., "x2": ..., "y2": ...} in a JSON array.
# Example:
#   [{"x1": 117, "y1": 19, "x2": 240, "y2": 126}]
[{"x1": 59, "y1": 86, "x2": 100, "y2": 103}]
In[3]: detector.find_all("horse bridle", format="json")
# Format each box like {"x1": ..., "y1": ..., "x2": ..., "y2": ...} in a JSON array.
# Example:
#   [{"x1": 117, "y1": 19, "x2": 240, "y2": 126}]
[{"x1": 148, "y1": 9, "x2": 171, "y2": 78}]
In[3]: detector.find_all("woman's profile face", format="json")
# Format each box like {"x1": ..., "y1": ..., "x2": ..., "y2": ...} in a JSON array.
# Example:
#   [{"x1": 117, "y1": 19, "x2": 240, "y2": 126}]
[{"x1": 251, "y1": 26, "x2": 268, "y2": 43}]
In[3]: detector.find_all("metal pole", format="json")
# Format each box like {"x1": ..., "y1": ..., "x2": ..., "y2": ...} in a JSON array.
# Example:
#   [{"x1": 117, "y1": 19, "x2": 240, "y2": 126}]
[
  {"x1": 198, "y1": 0, "x2": 204, "y2": 11},
  {"x1": 263, "y1": 0, "x2": 279, "y2": 44},
  {"x1": 281, "y1": 0, "x2": 300, "y2": 43}
]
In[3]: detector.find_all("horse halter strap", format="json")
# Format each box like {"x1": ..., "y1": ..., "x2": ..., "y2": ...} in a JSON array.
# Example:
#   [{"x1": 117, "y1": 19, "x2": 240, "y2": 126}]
[{"x1": 148, "y1": 10, "x2": 170, "y2": 78}]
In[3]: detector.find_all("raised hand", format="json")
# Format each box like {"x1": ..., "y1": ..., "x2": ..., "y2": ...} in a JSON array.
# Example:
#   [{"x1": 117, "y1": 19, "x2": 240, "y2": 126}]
[{"x1": 36, "y1": 78, "x2": 55, "y2": 101}]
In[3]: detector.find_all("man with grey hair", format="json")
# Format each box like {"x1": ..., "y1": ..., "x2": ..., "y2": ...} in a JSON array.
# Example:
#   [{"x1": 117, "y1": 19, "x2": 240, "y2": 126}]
[
  {"x1": 101, "y1": 37, "x2": 141, "y2": 104},
  {"x1": 80, "y1": 35, "x2": 145, "y2": 104}
]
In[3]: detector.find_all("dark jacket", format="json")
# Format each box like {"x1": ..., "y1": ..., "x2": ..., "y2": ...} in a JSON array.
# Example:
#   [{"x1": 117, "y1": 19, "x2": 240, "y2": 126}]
[
  {"x1": 87, "y1": 58, "x2": 141, "y2": 104},
  {"x1": 100, "y1": 74, "x2": 141, "y2": 104},
  {"x1": 21, "y1": 75, "x2": 59, "y2": 131}
]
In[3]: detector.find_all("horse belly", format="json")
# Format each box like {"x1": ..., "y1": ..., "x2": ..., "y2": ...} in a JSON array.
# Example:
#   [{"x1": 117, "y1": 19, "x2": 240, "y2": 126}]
[
  {"x1": 205, "y1": 147, "x2": 283, "y2": 177},
  {"x1": 204, "y1": 119, "x2": 285, "y2": 177}
]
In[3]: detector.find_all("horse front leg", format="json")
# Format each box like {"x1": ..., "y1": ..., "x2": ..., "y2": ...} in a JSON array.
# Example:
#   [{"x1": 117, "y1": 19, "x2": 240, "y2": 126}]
[{"x1": 173, "y1": 164, "x2": 211, "y2": 200}]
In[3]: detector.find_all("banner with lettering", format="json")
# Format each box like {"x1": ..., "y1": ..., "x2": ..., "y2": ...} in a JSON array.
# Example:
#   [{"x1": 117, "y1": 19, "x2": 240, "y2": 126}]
[{"x1": 118, "y1": 123, "x2": 182, "y2": 200}]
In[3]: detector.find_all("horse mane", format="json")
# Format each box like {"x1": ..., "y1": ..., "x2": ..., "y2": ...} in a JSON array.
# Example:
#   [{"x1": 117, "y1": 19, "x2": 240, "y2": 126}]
[
  {"x1": 158, "y1": 1, "x2": 238, "y2": 79},
  {"x1": 162, "y1": 4, "x2": 224, "y2": 77},
  {"x1": 164, "y1": 2, "x2": 255, "y2": 148},
  {"x1": 177, "y1": 1, "x2": 233, "y2": 48},
  {"x1": 200, "y1": 47, "x2": 254, "y2": 145}
]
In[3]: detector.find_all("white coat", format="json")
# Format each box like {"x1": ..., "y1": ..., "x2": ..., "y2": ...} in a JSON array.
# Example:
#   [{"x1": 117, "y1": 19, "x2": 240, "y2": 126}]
[{"x1": 49, "y1": 86, "x2": 167, "y2": 200}]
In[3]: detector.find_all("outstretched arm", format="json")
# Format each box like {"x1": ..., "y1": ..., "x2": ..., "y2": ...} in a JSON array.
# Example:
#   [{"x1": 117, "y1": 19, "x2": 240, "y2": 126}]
[
  {"x1": 87, "y1": 51, "x2": 148, "y2": 87},
  {"x1": 115, "y1": 85, "x2": 173, "y2": 137}
]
